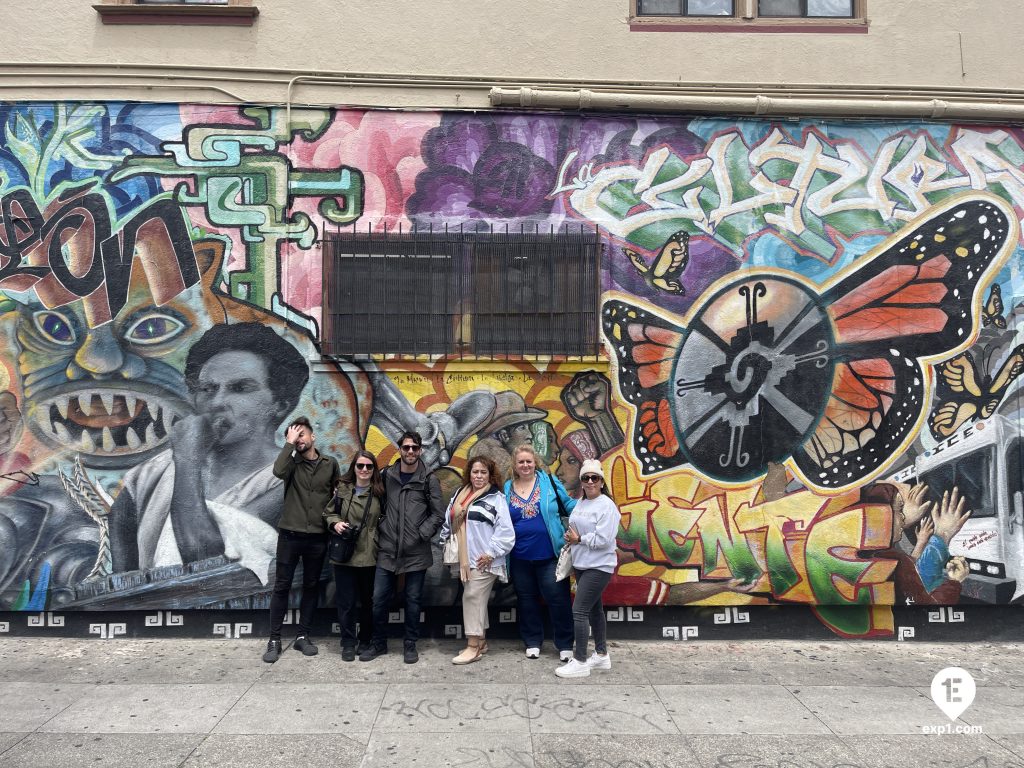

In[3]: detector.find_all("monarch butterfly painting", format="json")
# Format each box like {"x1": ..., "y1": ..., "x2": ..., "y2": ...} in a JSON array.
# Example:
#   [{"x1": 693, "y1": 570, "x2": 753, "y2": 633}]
[{"x1": 603, "y1": 194, "x2": 1016, "y2": 492}]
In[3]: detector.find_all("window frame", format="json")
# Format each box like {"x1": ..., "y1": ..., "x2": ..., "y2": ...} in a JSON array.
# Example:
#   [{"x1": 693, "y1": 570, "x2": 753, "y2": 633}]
[
  {"x1": 630, "y1": 0, "x2": 867, "y2": 32},
  {"x1": 94, "y1": 0, "x2": 258, "y2": 26}
]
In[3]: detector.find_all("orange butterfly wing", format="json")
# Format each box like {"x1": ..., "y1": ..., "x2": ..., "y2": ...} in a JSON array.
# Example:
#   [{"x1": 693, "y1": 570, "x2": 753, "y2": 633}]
[{"x1": 602, "y1": 299, "x2": 686, "y2": 474}]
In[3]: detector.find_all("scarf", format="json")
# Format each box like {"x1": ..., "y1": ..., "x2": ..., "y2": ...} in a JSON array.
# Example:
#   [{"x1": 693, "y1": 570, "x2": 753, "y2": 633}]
[{"x1": 452, "y1": 484, "x2": 488, "y2": 581}]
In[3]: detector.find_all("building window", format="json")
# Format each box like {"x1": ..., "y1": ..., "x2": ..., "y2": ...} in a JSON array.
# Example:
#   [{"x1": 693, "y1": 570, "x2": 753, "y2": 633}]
[
  {"x1": 631, "y1": 0, "x2": 866, "y2": 29},
  {"x1": 321, "y1": 227, "x2": 602, "y2": 360},
  {"x1": 758, "y1": 0, "x2": 853, "y2": 16}
]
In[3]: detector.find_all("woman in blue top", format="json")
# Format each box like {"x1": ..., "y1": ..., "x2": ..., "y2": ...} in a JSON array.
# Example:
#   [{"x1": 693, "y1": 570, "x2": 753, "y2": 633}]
[{"x1": 504, "y1": 443, "x2": 577, "y2": 660}]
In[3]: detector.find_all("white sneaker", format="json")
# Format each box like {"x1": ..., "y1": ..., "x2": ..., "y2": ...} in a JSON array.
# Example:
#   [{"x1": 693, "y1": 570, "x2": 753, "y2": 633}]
[
  {"x1": 587, "y1": 652, "x2": 611, "y2": 670},
  {"x1": 525, "y1": 647, "x2": 540, "y2": 659},
  {"x1": 555, "y1": 657, "x2": 591, "y2": 678},
  {"x1": 559, "y1": 650, "x2": 573, "y2": 662}
]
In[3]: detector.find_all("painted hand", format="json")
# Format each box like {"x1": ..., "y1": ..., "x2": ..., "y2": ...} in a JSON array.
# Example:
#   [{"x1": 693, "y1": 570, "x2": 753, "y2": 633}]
[
  {"x1": 932, "y1": 487, "x2": 971, "y2": 544},
  {"x1": 902, "y1": 484, "x2": 934, "y2": 529},
  {"x1": 945, "y1": 556, "x2": 969, "y2": 583}
]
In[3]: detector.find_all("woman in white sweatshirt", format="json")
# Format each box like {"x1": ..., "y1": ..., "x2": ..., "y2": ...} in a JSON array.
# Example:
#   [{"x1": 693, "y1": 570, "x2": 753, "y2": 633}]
[{"x1": 555, "y1": 459, "x2": 621, "y2": 679}]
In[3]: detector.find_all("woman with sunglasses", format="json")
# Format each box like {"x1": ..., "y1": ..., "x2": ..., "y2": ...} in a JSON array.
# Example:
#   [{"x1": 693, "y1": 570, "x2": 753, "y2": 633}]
[
  {"x1": 504, "y1": 443, "x2": 577, "y2": 661},
  {"x1": 439, "y1": 456, "x2": 515, "y2": 664},
  {"x1": 555, "y1": 459, "x2": 621, "y2": 679},
  {"x1": 324, "y1": 450, "x2": 384, "y2": 661}
]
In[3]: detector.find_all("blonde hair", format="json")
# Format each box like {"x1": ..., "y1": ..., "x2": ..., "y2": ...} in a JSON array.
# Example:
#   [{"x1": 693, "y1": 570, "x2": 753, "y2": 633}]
[{"x1": 512, "y1": 443, "x2": 547, "y2": 473}]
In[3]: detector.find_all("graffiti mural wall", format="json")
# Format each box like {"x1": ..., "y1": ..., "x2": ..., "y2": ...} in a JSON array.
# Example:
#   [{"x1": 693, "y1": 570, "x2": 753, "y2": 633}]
[{"x1": 0, "y1": 102, "x2": 1021, "y2": 637}]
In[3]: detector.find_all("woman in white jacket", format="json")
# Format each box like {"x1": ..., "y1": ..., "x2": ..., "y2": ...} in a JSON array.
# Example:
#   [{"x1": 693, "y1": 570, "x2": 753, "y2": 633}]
[
  {"x1": 556, "y1": 459, "x2": 621, "y2": 679},
  {"x1": 439, "y1": 456, "x2": 515, "y2": 664}
]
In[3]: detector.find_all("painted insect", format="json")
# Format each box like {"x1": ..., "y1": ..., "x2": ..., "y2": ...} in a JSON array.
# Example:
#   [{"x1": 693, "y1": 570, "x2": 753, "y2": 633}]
[
  {"x1": 929, "y1": 344, "x2": 1024, "y2": 439},
  {"x1": 626, "y1": 230, "x2": 690, "y2": 295},
  {"x1": 982, "y1": 283, "x2": 1007, "y2": 329},
  {"x1": 603, "y1": 194, "x2": 1015, "y2": 491}
]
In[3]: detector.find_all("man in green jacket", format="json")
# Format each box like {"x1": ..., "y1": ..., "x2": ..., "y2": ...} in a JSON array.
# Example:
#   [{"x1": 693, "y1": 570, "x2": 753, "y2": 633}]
[{"x1": 263, "y1": 416, "x2": 340, "y2": 663}]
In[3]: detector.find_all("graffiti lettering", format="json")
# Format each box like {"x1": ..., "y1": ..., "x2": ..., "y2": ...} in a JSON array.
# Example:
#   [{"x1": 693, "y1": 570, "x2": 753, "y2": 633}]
[
  {"x1": 0, "y1": 185, "x2": 198, "y2": 326},
  {"x1": 564, "y1": 127, "x2": 1024, "y2": 261}
]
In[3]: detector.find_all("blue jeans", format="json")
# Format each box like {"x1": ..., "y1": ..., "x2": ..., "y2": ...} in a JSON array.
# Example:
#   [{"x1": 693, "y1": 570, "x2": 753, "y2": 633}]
[
  {"x1": 370, "y1": 566, "x2": 426, "y2": 647},
  {"x1": 510, "y1": 556, "x2": 573, "y2": 651}
]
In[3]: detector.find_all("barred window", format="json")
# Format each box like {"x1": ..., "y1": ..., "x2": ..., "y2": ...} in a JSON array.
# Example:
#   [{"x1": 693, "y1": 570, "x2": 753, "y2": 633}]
[{"x1": 322, "y1": 226, "x2": 601, "y2": 359}]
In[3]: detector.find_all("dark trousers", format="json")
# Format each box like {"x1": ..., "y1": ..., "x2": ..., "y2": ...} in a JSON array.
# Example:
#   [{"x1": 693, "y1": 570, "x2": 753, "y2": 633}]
[
  {"x1": 370, "y1": 566, "x2": 426, "y2": 647},
  {"x1": 333, "y1": 564, "x2": 375, "y2": 648},
  {"x1": 268, "y1": 530, "x2": 327, "y2": 640},
  {"x1": 572, "y1": 568, "x2": 612, "y2": 662},
  {"x1": 510, "y1": 556, "x2": 573, "y2": 651}
]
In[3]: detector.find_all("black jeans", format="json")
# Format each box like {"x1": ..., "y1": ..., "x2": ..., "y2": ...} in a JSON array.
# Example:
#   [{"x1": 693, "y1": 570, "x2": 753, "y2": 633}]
[
  {"x1": 370, "y1": 566, "x2": 426, "y2": 647},
  {"x1": 333, "y1": 564, "x2": 375, "y2": 648},
  {"x1": 268, "y1": 530, "x2": 327, "y2": 640},
  {"x1": 571, "y1": 568, "x2": 612, "y2": 662}
]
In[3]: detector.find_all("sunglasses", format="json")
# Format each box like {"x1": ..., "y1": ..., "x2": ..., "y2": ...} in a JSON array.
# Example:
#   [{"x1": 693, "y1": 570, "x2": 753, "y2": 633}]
[
  {"x1": 400, "y1": 444, "x2": 421, "y2": 452},
  {"x1": 355, "y1": 463, "x2": 374, "y2": 470},
  {"x1": 581, "y1": 475, "x2": 602, "y2": 484}
]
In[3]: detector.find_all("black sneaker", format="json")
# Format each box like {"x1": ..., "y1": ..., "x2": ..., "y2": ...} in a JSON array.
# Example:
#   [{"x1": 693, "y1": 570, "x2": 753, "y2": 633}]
[
  {"x1": 262, "y1": 639, "x2": 282, "y2": 664},
  {"x1": 294, "y1": 636, "x2": 318, "y2": 656},
  {"x1": 403, "y1": 641, "x2": 419, "y2": 664},
  {"x1": 359, "y1": 645, "x2": 387, "y2": 662},
  {"x1": 341, "y1": 645, "x2": 356, "y2": 662}
]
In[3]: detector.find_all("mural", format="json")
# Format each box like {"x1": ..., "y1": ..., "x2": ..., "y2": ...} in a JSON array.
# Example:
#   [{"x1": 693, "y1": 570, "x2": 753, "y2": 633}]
[{"x1": 0, "y1": 103, "x2": 1021, "y2": 637}]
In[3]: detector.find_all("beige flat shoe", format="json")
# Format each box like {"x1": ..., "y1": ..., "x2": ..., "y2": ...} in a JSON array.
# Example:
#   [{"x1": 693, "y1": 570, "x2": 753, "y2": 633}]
[{"x1": 452, "y1": 645, "x2": 482, "y2": 665}]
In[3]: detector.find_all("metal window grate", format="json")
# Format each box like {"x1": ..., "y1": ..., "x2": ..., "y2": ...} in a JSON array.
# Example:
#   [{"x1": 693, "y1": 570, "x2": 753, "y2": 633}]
[{"x1": 322, "y1": 225, "x2": 602, "y2": 359}]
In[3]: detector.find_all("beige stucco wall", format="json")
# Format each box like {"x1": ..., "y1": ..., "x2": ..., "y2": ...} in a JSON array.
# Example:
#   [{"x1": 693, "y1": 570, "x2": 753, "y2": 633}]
[{"x1": 0, "y1": 1, "x2": 1022, "y2": 107}]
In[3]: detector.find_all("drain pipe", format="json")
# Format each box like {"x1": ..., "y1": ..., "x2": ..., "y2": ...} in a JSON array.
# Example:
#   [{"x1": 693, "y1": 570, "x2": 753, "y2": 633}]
[{"x1": 489, "y1": 87, "x2": 1024, "y2": 121}]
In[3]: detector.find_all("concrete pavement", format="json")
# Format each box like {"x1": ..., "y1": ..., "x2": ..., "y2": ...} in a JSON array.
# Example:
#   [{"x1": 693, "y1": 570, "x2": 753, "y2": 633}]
[{"x1": 0, "y1": 637, "x2": 1021, "y2": 767}]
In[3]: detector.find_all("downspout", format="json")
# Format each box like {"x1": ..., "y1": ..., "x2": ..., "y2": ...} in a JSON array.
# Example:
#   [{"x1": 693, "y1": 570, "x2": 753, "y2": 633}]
[{"x1": 489, "y1": 87, "x2": 1024, "y2": 121}]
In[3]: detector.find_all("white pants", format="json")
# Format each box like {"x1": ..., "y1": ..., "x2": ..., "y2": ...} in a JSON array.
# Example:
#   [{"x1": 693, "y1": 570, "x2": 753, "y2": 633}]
[{"x1": 461, "y1": 568, "x2": 498, "y2": 637}]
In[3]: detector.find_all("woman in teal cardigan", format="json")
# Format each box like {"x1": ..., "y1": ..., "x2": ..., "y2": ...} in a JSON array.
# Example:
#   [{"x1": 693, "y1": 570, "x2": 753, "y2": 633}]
[{"x1": 504, "y1": 443, "x2": 577, "y2": 660}]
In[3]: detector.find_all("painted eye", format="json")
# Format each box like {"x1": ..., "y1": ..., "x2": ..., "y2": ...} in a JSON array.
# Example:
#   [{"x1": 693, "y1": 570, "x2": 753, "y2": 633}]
[
  {"x1": 125, "y1": 313, "x2": 186, "y2": 345},
  {"x1": 33, "y1": 311, "x2": 76, "y2": 345}
]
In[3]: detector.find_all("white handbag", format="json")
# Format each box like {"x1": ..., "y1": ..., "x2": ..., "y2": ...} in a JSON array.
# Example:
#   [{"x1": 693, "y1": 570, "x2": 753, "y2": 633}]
[
  {"x1": 443, "y1": 531, "x2": 460, "y2": 565},
  {"x1": 554, "y1": 544, "x2": 573, "y2": 581}
]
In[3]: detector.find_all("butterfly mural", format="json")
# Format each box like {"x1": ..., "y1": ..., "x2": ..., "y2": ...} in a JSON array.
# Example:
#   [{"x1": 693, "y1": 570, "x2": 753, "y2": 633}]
[
  {"x1": 603, "y1": 194, "x2": 1016, "y2": 492},
  {"x1": 929, "y1": 344, "x2": 1024, "y2": 439},
  {"x1": 626, "y1": 230, "x2": 690, "y2": 295}
]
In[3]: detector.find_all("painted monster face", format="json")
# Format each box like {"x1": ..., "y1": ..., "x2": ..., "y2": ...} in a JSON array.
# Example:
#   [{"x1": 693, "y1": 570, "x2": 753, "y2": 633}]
[{"x1": 17, "y1": 298, "x2": 194, "y2": 466}]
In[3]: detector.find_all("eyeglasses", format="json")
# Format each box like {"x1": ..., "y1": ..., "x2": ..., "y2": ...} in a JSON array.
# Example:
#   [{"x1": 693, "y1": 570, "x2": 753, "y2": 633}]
[
  {"x1": 581, "y1": 475, "x2": 602, "y2": 484},
  {"x1": 355, "y1": 463, "x2": 374, "y2": 470},
  {"x1": 400, "y1": 444, "x2": 421, "y2": 452}
]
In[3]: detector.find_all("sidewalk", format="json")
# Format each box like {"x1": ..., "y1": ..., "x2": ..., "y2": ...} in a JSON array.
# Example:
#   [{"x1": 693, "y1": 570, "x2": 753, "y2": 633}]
[{"x1": 0, "y1": 637, "x2": 1021, "y2": 767}]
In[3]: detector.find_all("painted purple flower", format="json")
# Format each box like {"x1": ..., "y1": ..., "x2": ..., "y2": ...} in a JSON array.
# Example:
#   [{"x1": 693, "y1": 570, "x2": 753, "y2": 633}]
[{"x1": 407, "y1": 113, "x2": 704, "y2": 227}]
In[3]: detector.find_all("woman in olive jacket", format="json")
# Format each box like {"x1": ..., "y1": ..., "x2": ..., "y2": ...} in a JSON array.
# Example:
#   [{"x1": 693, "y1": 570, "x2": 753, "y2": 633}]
[{"x1": 324, "y1": 450, "x2": 384, "y2": 661}]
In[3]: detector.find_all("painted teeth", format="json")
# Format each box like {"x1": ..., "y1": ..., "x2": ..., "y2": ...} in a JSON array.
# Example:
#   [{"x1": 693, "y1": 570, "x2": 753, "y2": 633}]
[
  {"x1": 102, "y1": 427, "x2": 115, "y2": 452},
  {"x1": 125, "y1": 395, "x2": 138, "y2": 416},
  {"x1": 79, "y1": 430, "x2": 96, "y2": 453},
  {"x1": 126, "y1": 427, "x2": 142, "y2": 450},
  {"x1": 54, "y1": 422, "x2": 71, "y2": 442},
  {"x1": 77, "y1": 397, "x2": 92, "y2": 417},
  {"x1": 100, "y1": 393, "x2": 114, "y2": 415},
  {"x1": 55, "y1": 397, "x2": 69, "y2": 421},
  {"x1": 144, "y1": 423, "x2": 157, "y2": 446}
]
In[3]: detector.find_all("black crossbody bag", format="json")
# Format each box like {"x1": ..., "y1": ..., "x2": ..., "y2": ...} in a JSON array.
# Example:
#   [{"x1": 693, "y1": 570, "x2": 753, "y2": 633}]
[{"x1": 329, "y1": 492, "x2": 369, "y2": 563}]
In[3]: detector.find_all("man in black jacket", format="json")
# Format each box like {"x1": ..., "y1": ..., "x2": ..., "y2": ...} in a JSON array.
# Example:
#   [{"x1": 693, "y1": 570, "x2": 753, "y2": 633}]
[
  {"x1": 360, "y1": 430, "x2": 444, "y2": 664},
  {"x1": 263, "y1": 416, "x2": 340, "y2": 663}
]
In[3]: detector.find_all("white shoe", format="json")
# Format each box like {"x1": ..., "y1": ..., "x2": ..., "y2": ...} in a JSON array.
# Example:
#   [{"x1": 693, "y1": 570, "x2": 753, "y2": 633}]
[
  {"x1": 525, "y1": 647, "x2": 540, "y2": 659},
  {"x1": 559, "y1": 650, "x2": 573, "y2": 662},
  {"x1": 587, "y1": 652, "x2": 611, "y2": 670},
  {"x1": 555, "y1": 658, "x2": 590, "y2": 678}
]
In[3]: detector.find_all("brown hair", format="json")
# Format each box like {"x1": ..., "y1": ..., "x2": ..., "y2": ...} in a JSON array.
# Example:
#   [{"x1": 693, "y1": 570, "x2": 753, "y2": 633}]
[
  {"x1": 339, "y1": 449, "x2": 385, "y2": 499},
  {"x1": 463, "y1": 456, "x2": 501, "y2": 489}
]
